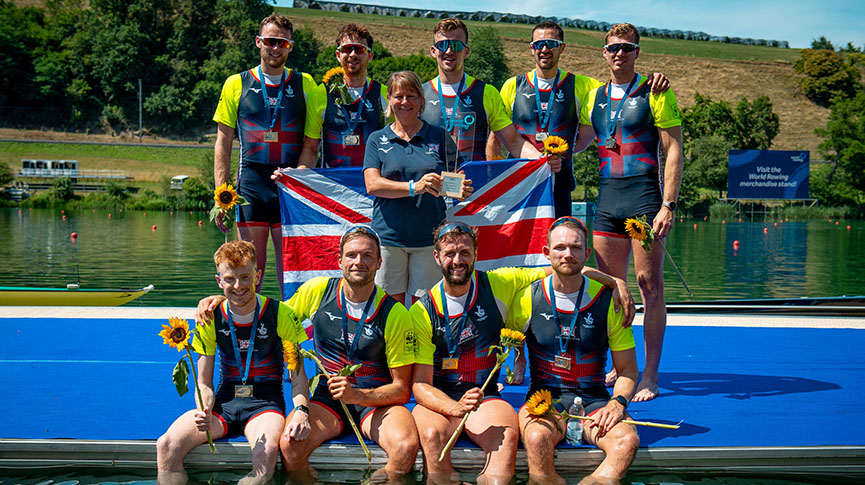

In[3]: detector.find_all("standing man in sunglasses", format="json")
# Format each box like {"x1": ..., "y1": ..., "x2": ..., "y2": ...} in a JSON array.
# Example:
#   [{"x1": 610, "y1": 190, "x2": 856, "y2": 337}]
[
  {"x1": 410, "y1": 221, "x2": 634, "y2": 483},
  {"x1": 301, "y1": 24, "x2": 388, "y2": 168},
  {"x1": 584, "y1": 23, "x2": 683, "y2": 402},
  {"x1": 421, "y1": 18, "x2": 561, "y2": 173},
  {"x1": 213, "y1": 13, "x2": 318, "y2": 297},
  {"x1": 489, "y1": 21, "x2": 670, "y2": 219}
]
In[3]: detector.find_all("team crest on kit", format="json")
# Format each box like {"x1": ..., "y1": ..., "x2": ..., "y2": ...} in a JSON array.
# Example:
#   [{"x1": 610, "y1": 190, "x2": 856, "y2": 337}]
[
  {"x1": 426, "y1": 143, "x2": 440, "y2": 154},
  {"x1": 284, "y1": 85, "x2": 294, "y2": 97},
  {"x1": 560, "y1": 327, "x2": 571, "y2": 338},
  {"x1": 364, "y1": 99, "x2": 374, "y2": 110},
  {"x1": 257, "y1": 325, "x2": 269, "y2": 337},
  {"x1": 541, "y1": 102, "x2": 549, "y2": 111},
  {"x1": 379, "y1": 134, "x2": 389, "y2": 144},
  {"x1": 555, "y1": 90, "x2": 565, "y2": 102},
  {"x1": 462, "y1": 96, "x2": 473, "y2": 107},
  {"x1": 458, "y1": 326, "x2": 474, "y2": 343},
  {"x1": 628, "y1": 98, "x2": 638, "y2": 108},
  {"x1": 583, "y1": 313, "x2": 594, "y2": 328},
  {"x1": 239, "y1": 339, "x2": 250, "y2": 350},
  {"x1": 267, "y1": 97, "x2": 279, "y2": 107},
  {"x1": 474, "y1": 306, "x2": 487, "y2": 321},
  {"x1": 364, "y1": 326, "x2": 374, "y2": 337}
]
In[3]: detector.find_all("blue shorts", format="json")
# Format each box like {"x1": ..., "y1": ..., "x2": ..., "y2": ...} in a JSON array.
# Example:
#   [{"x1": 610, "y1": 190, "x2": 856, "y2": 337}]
[
  {"x1": 593, "y1": 174, "x2": 662, "y2": 238},
  {"x1": 438, "y1": 382, "x2": 503, "y2": 402},
  {"x1": 213, "y1": 383, "x2": 285, "y2": 438},
  {"x1": 236, "y1": 162, "x2": 282, "y2": 227},
  {"x1": 311, "y1": 384, "x2": 376, "y2": 437}
]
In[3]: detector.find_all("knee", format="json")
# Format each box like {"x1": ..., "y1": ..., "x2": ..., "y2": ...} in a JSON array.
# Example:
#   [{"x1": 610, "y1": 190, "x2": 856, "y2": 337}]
[
  {"x1": 521, "y1": 426, "x2": 552, "y2": 453},
  {"x1": 419, "y1": 425, "x2": 447, "y2": 447},
  {"x1": 157, "y1": 433, "x2": 175, "y2": 459},
  {"x1": 636, "y1": 272, "x2": 663, "y2": 298},
  {"x1": 610, "y1": 428, "x2": 640, "y2": 458}
]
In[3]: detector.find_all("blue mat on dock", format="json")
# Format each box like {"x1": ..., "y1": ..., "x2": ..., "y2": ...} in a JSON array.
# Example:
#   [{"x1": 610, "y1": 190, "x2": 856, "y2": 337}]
[{"x1": 1, "y1": 316, "x2": 864, "y2": 448}]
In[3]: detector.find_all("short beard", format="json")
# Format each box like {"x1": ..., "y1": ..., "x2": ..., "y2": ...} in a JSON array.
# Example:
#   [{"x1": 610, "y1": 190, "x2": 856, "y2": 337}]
[{"x1": 442, "y1": 264, "x2": 472, "y2": 286}]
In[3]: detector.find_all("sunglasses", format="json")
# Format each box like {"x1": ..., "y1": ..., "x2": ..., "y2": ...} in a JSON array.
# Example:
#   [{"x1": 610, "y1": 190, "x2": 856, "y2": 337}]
[
  {"x1": 531, "y1": 39, "x2": 563, "y2": 50},
  {"x1": 258, "y1": 36, "x2": 293, "y2": 49},
  {"x1": 341, "y1": 225, "x2": 381, "y2": 245},
  {"x1": 338, "y1": 43, "x2": 369, "y2": 55},
  {"x1": 604, "y1": 42, "x2": 639, "y2": 54},
  {"x1": 435, "y1": 222, "x2": 475, "y2": 242},
  {"x1": 550, "y1": 216, "x2": 588, "y2": 236},
  {"x1": 433, "y1": 39, "x2": 466, "y2": 53}
]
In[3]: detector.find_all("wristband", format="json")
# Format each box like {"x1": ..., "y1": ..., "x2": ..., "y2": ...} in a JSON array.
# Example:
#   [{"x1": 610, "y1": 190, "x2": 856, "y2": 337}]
[
  {"x1": 409, "y1": 180, "x2": 415, "y2": 197},
  {"x1": 294, "y1": 404, "x2": 309, "y2": 415}
]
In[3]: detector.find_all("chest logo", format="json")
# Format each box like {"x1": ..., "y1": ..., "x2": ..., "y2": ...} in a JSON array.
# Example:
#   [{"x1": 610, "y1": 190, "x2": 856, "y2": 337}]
[
  {"x1": 474, "y1": 306, "x2": 487, "y2": 321},
  {"x1": 458, "y1": 325, "x2": 474, "y2": 343},
  {"x1": 257, "y1": 325, "x2": 269, "y2": 337},
  {"x1": 560, "y1": 327, "x2": 571, "y2": 338},
  {"x1": 426, "y1": 143, "x2": 440, "y2": 154},
  {"x1": 462, "y1": 96, "x2": 473, "y2": 107},
  {"x1": 539, "y1": 312, "x2": 553, "y2": 321},
  {"x1": 364, "y1": 326, "x2": 374, "y2": 337},
  {"x1": 267, "y1": 97, "x2": 279, "y2": 108},
  {"x1": 379, "y1": 134, "x2": 389, "y2": 144},
  {"x1": 555, "y1": 90, "x2": 565, "y2": 102},
  {"x1": 284, "y1": 85, "x2": 294, "y2": 97},
  {"x1": 219, "y1": 328, "x2": 232, "y2": 336},
  {"x1": 583, "y1": 313, "x2": 595, "y2": 328},
  {"x1": 429, "y1": 99, "x2": 440, "y2": 106},
  {"x1": 521, "y1": 92, "x2": 536, "y2": 99},
  {"x1": 364, "y1": 99, "x2": 374, "y2": 110},
  {"x1": 378, "y1": 146, "x2": 394, "y2": 153},
  {"x1": 599, "y1": 103, "x2": 608, "y2": 109},
  {"x1": 250, "y1": 87, "x2": 262, "y2": 94},
  {"x1": 628, "y1": 98, "x2": 638, "y2": 108},
  {"x1": 324, "y1": 311, "x2": 341, "y2": 321},
  {"x1": 239, "y1": 338, "x2": 250, "y2": 350}
]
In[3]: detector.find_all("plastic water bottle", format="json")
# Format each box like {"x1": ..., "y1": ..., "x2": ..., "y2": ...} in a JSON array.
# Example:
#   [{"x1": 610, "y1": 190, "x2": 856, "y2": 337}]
[{"x1": 566, "y1": 397, "x2": 585, "y2": 445}]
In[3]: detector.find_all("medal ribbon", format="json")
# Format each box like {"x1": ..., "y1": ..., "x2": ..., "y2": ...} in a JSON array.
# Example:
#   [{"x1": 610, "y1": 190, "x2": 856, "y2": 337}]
[
  {"x1": 549, "y1": 276, "x2": 586, "y2": 356},
  {"x1": 439, "y1": 274, "x2": 475, "y2": 358},
  {"x1": 604, "y1": 74, "x2": 639, "y2": 144},
  {"x1": 340, "y1": 279, "x2": 378, "y2": 362},
  {"x1": 437, "y1": 74, "x2": 466, "y2": 132},
  {"x1": 226, "y1": 296, "x2": 262, "y2": 385},
  {"x1": 533, "y1": 69, "x2": 560, "y2": 134},
  {"x1": 337, "y1": 80, "x2": 369, "y2": 136},
  {"x1": 258, "y1": 66, "x2": 286, "y2": 131}
]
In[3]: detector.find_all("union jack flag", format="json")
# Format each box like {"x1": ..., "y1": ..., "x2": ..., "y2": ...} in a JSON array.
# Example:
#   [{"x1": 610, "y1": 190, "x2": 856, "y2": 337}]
[{"x1": 275, "y1": 158, "x2": 553, "y2": 299}]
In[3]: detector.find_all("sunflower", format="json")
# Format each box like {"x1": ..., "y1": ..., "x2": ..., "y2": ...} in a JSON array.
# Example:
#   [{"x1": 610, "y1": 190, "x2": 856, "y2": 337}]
[
  {"x1": 624, "y1": 217, "x2": 648, "y2": 241},
  {"x1": 283, "y1": 340, "x2": 301, "y2": 372},
  {"x1": 159, "y1": 317, "x2": 191, "y2": 352},
  {"x1": 213, "y1": 183, "x2": 240, "y2": 211},
  {"x1": 321, "y1": 66, "x2": 345, "y2": 85},
  {"x1": 542, "y1": 136, "x2": 568, "y2": 155},
  {"x1": 500, "y1": 328, "x2": 526, "y2": 348},
  {"x1": 526, "y1": 389, "x2": 553, "y2": 417}
]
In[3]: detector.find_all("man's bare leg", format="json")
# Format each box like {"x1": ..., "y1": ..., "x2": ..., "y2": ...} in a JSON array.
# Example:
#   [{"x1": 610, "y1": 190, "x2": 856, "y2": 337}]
[
  {"x1": 582, "y1": 417, "x2": 639, "y2": 481},
  {"x1": 518, "y1": 406, "x2": 565, "y2": 485},
  {"x1": 269, "y1": 224, "x2": 284, "y2": 299},
  {"x1": 412, "y1": 404, "x2": 461, "y2": 484},
  {"x1": 240, "y1": 411, "x2": 285, "y2": 485},
  {"x1": 238, "y1": 225, "x2": 270, "y2": 293},
  {"x1": 157, "y1": 410, "x2": 225, "y2": 485},
  {"x1": 464, "y1": 399, "x2": 519, "y2": 485},
  {"x1": 631, "y1": 237, "x2": 666, "y2": 402},
  {"x1": 592, "y1": 235, "x2": 633, "y2": 388},
  {"x1": 280, "y1": 403, "x2": 341, "y2": 474},
  {"x1": 362, "y1": 405, "x2": 419, "y2": 481}
]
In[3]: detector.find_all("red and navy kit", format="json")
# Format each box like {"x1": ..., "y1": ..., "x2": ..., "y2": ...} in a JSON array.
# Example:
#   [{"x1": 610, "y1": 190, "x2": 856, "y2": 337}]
[{"x1": 321, "y1": 80, "x2": 386, "y2": 167}]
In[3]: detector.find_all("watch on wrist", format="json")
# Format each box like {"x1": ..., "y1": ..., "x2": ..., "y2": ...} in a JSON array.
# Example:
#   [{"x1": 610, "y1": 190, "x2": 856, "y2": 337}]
[
  {"x1": 662, "y1": 201, "x2": 677, "y2": 212},
  {"x1": 294, "y1": 404, "x2": 309, "y2": 415},
  {"x1": 610, "y1": 395, "x2": 629, "y2": 409}
]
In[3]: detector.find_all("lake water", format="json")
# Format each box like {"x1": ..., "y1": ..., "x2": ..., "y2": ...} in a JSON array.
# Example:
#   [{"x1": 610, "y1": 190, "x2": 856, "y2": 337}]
[{"x1": 1, "y1": 208, "x2": 864, "y2": 306}]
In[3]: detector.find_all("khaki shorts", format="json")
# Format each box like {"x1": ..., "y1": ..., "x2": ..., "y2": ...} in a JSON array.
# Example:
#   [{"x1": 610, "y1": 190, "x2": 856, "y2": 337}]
[{"x1": 376, "y1": 245, "x2": 440, "y2": 297}]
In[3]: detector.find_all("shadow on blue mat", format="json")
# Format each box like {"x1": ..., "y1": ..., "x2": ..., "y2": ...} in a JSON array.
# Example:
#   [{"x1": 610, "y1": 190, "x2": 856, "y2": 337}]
[{"x1": 658, "y1": 372, "x2": 840, "y2": 399}]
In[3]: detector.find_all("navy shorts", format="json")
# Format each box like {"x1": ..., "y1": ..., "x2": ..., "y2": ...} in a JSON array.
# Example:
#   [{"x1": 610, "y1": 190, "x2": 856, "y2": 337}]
[
  {"x1": 593, "y1": 174, "x2": 662, "y2": 238},
  {"x1": 439, "y1": 381, "x2": 503, "y2": 403},
  {"x1": 213, "y1": 383, "x2": 285, "y2": 438},
  {"x1": 311, "y1": 384, "x2": 376, "y2": 437},
  {"x1": 236, "y1": 162, "x2": 283, "y2": 227}
]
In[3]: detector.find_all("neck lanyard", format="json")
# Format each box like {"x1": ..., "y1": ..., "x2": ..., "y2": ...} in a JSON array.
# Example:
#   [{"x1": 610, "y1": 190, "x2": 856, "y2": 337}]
[
  {"x1": 548, "y1": 276, "x2": 585, "y2": 356},
  {"x1": 439, "y1": 274, "x2": 475, "y2": 358},
  {"x1": 437, "y1": 74, "x2": 466, "y2": 132},
  {"x1": 258, "y1": 65, "x2": 286, "y2": 131},
  {"x1": 533, "y1": 69, "x2": 560, "y2": 132},
  {"x1": 337, "y1": 80, "x2": 369, "y2": 135},
  {"x1": 605, "y1": 74, "x2": 638, "y2": 143},
  {"x1": 226, "y1": 297, "x2": 262, "y2": 385},
  {"x1": 340, "y1": 279, "x2": 377, "y2": 361}
]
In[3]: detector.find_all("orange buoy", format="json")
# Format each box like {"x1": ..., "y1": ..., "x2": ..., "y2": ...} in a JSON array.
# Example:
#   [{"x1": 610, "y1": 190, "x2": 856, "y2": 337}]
[
  {"x1": 764, "y1": 227, "x2": 768, "y2": 233},
  {"x1": 722, "y1": 220, "x2": 726, "y2": 224},
  {"x1": 152, "y1": 225, "x2": 157, "y2": 231},
  {"x1": 733, "y1": 240, "x2": 740, "y2": 249},
  {"x1": 693, "y1": 223, "x2": 697, "y2": 229},
  {"x1": 108, "y1": 214, "x2": 112, "y2": 219},
  {"x1": 71, "y1": 232, "x2": 78, "y2": 239},
  {"x1": 847, "y1": 225, "x2": 851, "y2": 230},
  {"x1": 836, "y1": 221, "x2": 840, "y2": 225},
  {"x1": 62, "y1": 215, "x2": 66, "y2": 221},
  {"x1": 198, "y1": 220, "x2": 203, "y2": 226}
]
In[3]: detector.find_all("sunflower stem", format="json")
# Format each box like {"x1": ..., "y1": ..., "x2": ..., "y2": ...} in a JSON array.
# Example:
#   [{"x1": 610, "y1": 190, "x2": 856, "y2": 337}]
[
  {"x1": 657, "y1": 241, "x2": 693, "y2": 297},
  {"x1": 565, "y1": 414, "x2": 681, "y2": 429},
  {"x1": 185, "y1": 348, "x2": 215, "y2": 453}
]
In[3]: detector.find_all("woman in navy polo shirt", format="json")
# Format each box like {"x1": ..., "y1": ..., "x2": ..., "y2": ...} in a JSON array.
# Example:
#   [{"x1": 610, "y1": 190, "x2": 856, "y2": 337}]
[{"x1": 364, "y1": 71, "x2": 473, "y2": 304}]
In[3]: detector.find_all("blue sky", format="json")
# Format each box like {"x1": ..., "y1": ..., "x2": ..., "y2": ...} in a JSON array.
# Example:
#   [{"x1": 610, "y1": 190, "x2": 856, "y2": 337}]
[{"x1": 283, "y1": 0, "x2": 865, "y2": 49}]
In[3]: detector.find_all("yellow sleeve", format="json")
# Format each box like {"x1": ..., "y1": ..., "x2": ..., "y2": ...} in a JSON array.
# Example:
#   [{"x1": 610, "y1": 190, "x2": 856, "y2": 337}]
[
  {"x1": 303, "y1": 83, "x2": 326, "y2": 140},
  {"x1": 380, "y1": 82, "x2": 394, "y2": 124},
  {"x1": 276, "y1": 300, "x2": 309, "y2": 345},
  {"x1": 483, "y1": 83, "x2": 513, "y2": 132},
  {"x1": 409, "y1": 300, "x2": 435, "y2": 366},
  {"x1": 191, "y1": 319, "x2": 217, "y2": 356},
  {"x1": 213, "y1": 74, "x2": 242, "y2": 128},
  {"x1": 499, "y1": 76, "x2": 517, "y2": 119},
  {"x1": 505, "y1": 284, "x2": 533, "y2": 334},
  {"x1": 580, "y1": 82, "x2": 603, "y2": 126},
  {"x1": 606, "y1": 289, "x2": 635, "y2": 351},
  {"x1": 286, "y1": 277, "x2": 329, "y2": 322},
  {"x1": 573, "y1": 74, "x2": 604, "y2": 125},
  {"x1": 383, "y1": 300, "x2": 416, "y2": 367},
  {"x1": 650, "y1": 88, "x2": 682, "y2": 129},
  {"x1": 302, "y1": 72, "x2": 323, "y2": 139}
]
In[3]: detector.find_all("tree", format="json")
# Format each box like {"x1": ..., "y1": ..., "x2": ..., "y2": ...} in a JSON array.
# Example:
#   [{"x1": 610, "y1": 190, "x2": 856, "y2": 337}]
[
  {"x1": 0, "y1": 161, "x2": 14, "y2": 187},
  {"x1": 734, "y1": 96, "x2": 779, "y2": 150},
  {"x1": 794, "y1": 49, "x2": 862, "y2": 106},
  {"x1": 571, "y1": 144, "x2": 599, "y2": 201},
  {"x1": 688, "y1": 135, "x2": 732, "y2": 198},
  {"x1": 681, "y1": 93, "x2": 778, "y2": 153},
  {"x1": 368, "y1": 54, "x2": 437, "y2": 84},
  {"x1": 810, "y1": 36, "x2": 835, "y2": 51},
  {"x1": 816, "y1": 92, "x2": 865, "y2": 201},
  {"x1": 464, "y1": 27, "x2": 509, "y2": 89}
]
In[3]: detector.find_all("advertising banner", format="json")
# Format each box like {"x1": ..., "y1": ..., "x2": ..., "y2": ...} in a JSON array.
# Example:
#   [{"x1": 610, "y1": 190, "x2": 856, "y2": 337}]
[{"x1": 727, "y1": 150, "x2": 809, "y2": 199}]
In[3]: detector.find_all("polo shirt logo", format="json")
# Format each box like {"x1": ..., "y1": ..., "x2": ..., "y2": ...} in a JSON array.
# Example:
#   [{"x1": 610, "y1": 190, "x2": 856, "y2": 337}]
[
  {"x1": 239, "y1": 338, "x2": 250, "y2": 350},
  {"x1": 426, "y1": 143, "x2": 439, "y2": 154},
  {"x1": 378, "y1": 146, "x2": 394, "y2": 153},
  {"x1": 379, "y1": 135, "x2": 389, "y2": 144}
]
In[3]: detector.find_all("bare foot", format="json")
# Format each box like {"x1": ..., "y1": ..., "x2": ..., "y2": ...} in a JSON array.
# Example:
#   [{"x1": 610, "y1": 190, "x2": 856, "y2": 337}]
[
  {"x1": 604, "y1": 368, "x2": 617, "y2": 387},
  {"x1": 631, "y1": 378, "x2": 659, "y2": 402}
]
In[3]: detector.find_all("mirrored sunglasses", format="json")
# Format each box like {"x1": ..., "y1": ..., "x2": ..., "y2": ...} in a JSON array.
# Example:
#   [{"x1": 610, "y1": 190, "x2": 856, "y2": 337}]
[
  {"x1": 433, "y1": 39, "x2": 466, "y2": 53},
  {"x1": 550, "y1": 216, "x2": 588, "y2": 235},
  {"x1": 435, "y1": 221, "x2": 475, "y2": 242},
  {"x1": 338, "y1": 43, "x2": 368, "y2": 55},
  {"x1": 604, "y1": 42, "x2": 639, "y2": 54},
  {"x1": 258, "y1": 36, "x2": 293, "y2": 49},
  {"x1": 341, "y1": 225, "x2": 381, "y2": 244},
  {"x1": 530, "y1": 39, "x2": 563, "y2": 50}
]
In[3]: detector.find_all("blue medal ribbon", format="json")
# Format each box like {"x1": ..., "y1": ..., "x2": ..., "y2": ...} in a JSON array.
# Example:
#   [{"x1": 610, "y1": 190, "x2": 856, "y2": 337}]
[
  {"x1": 226, "y1": 296, "x2": 262, "y2": 385},
  {"x1": 337, "y1": 80, "x2": 369, "y2": 137},
  {"x1": 437, "y1": 74, "x2": 466, "y2": 132},
  {"x1": 258, "y1": 66, "x2": 287, "y2": 132},
  {"x1": 533, "y1": 69, "x2": 560, "y2": 134},
  {"x1": 548, "y1": 276, "x2": 585, "y2": 356},
  {"x1": 439, "y1": 274, "x2": 475, "y2": 358},
  {"x1": 339, "y1": 279, "x2": 378, "y2": 362},
  {"x1": 604, "y1": 74, "x2": 639, "y2": 144}
]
